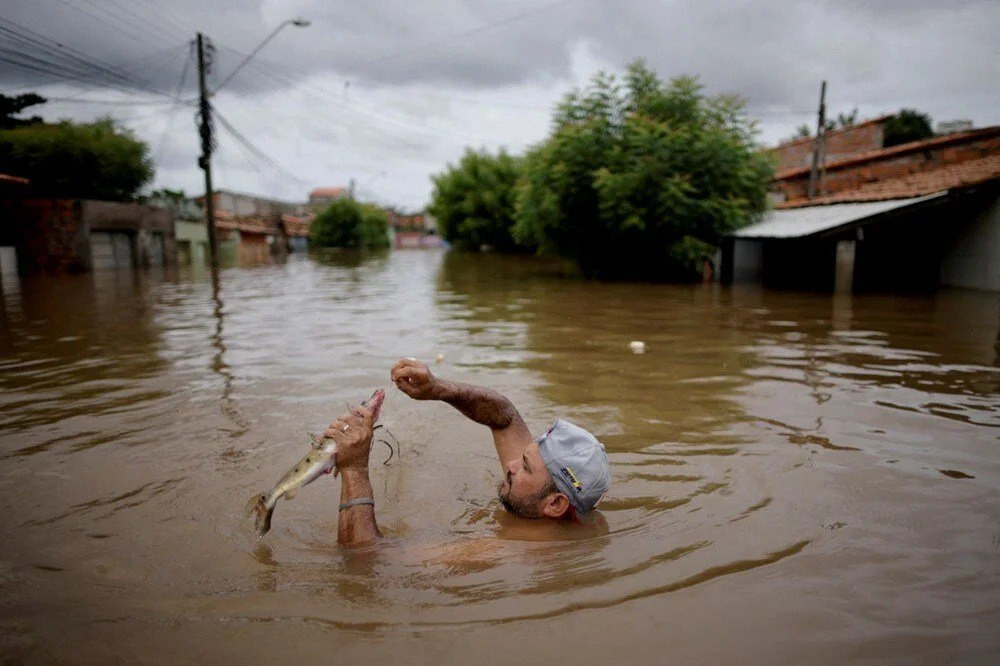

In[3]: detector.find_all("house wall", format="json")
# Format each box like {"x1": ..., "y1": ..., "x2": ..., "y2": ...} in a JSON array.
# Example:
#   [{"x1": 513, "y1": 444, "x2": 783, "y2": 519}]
[
  {"x1": 724, "y1": 189, "x2": 999, "y2": 293},
  {"x1": 940, "y1": 193, "x2": 1000, "y2": 290},
  {"x1": 237, "y1": 232, "x2": 272, "y2": 265},
  {"x1": 771, "y1": 121, "x2": 885, "y2": 172},
  {"x1": 175, "y1": 220, "x2": 208, "y2": 265},
  {"x1": 82, "y1": 200, "x2": 176, "y2": 267},
  {"x1": 1, "y1": 199, "x2": 88, "y2": 273},
  {"x1": 774, "y1": 133, "x2": 1000, "y2": 202},
  {"x1": 215, "y1": 191, "x2": 306, "y2": 217}
]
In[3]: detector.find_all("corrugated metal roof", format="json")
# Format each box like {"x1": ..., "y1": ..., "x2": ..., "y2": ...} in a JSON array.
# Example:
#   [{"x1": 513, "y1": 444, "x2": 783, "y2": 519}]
[{"x1": 732, "y1": 193, "x2": 946, "y2": 239}]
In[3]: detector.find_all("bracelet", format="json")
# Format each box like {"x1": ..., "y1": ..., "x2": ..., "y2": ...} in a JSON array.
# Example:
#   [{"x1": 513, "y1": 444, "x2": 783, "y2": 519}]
[{"x1": 339, "y1": 497, "x2": 375, "y2": 512}]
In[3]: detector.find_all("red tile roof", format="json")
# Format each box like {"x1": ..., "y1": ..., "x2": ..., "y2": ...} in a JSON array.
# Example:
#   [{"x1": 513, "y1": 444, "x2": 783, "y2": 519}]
[
  {"x1": 309, "y1": 187, "x2": 346, "y2": 198},
  {"x1": 777, "y1": 153, "x2": 1000, "y2": 208},
  {"x1": 774, "y1": 126, "x2": 1000, "y2": 181},
  {"x1": 212, "y1": 212, "x2": 313, "y2": 237}
]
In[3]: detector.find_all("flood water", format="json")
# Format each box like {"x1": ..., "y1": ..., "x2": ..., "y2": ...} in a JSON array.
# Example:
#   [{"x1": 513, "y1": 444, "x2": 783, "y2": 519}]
[{"x1": 1, "y1": 250, "x2": 998, "y2": 664}]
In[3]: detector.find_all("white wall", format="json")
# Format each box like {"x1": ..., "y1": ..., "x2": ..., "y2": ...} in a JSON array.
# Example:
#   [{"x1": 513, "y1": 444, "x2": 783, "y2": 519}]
[{"x1": 940, "y1": 194, "x2": 1000, "y2": 291}]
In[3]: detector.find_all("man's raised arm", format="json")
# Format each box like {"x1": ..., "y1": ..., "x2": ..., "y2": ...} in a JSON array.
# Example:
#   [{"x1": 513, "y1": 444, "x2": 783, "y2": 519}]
[
  {"x1": 323, "y1": 405, "x2": 381, "y2": 546},
  {"x1": 390, "y1": 358, "x2": 532, "y2": 467}
]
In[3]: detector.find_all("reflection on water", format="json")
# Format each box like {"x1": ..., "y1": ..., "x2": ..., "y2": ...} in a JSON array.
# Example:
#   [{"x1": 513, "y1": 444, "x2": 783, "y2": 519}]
[{"x1": 0, "y1": 252, "x2": 998, "y2": 662}]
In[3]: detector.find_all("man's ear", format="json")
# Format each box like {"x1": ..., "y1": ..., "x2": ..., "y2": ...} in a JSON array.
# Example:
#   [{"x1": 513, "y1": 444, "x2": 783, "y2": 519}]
[{"x1": 542, "y1": 492, "x2": 570, "y2": 519}]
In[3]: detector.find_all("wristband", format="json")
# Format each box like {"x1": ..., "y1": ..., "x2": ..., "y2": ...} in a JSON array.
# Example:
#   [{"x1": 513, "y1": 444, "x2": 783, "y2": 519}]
[{"x1": 339, "y1": 497, "x2": 375, "y2": 512}]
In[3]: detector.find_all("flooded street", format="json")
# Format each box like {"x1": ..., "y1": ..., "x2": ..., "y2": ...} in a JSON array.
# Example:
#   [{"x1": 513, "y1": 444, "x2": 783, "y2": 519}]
[{"x1": 1, "y1": 250, "x2": 997, "y2": 664}]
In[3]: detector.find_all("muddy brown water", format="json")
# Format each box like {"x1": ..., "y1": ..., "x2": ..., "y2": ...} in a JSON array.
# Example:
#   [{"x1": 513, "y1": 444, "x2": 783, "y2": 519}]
[{"x1": 0, "y1": 250, "x2": 997, "y2": 664}]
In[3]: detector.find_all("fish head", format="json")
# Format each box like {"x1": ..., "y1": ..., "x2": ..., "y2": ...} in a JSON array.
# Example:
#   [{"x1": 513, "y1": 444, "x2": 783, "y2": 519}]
[{"x1": 362, "y1": 388, "x2": 386, "y2": 423}]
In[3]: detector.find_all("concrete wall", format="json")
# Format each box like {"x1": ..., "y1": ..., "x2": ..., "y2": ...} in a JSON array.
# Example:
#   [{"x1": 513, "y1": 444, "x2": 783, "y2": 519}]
[
  {"x1": 940, "y1": 194, "x2": 1000, "y2": 290},
  {"x1": 175, "y1": 219, "x2": 208, "y2": 266},
  {"x1": 215, "y1": 191, "x2": 306, "y2": 217},
  {"x1": 82, "y1": 200, "x2": 176, "y2": 268},
  {"x1": 0, "y1": 198, "x2": 176, "y2": 274}
]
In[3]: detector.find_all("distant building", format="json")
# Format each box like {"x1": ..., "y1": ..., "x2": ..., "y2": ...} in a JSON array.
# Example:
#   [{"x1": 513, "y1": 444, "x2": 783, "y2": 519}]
[
  {"x1": 148, "y1": 194, "x2": 207, "y2": 266},
  {"x1": 722, "y1": 126, "x2": 1000, "y2": 292},
  {"x1": 389, "y1": 212, "x2": 442, "y2": 249},
  {"x1": 309, "y1": 187, "x2": 348, "y2": 208},
  {"x1": 187, "y1": 190, "x2": 313, "y2": 265},
  {"x1": 196, "y1": 189, "x2": 308, "y2": 217}
]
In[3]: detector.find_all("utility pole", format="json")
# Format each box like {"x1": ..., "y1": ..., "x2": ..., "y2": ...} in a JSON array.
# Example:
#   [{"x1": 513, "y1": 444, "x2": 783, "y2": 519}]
[
  {"x1": 196, "y1": 33, "x2": 219, "y2": 270},
  {"x1": 807, "y1": 80, "x2": 827, "y2": 199}
]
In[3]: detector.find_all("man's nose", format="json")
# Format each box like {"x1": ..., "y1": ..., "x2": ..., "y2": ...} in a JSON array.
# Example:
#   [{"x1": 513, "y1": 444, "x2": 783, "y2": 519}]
[{"x1": 506, "y1": 459, "x2": 521, "y2": 475}]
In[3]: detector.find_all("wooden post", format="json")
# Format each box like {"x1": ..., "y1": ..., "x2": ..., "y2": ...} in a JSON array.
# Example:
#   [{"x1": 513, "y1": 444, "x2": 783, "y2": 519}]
[{"x1": 807, "y1": 80, "x2": 827, "y2": 199}]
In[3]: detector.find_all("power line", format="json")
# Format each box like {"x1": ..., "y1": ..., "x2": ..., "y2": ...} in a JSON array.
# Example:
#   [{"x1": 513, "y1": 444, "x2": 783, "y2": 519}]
[
  {"x1": 44, "y1": 0, "x2": 178, "y2": 49},
  {"x1": 0, "y1": 17, "x2": 178, "y2": 99},
  {"x1": 154, "y1": 42, "x2": 196, "y2": 167},
  {"x1": 34, "y1": 96, "x2": 177, "y2": 106},
  {"x1": 213, "y1": 109, "x2": 307, "y2": 185}
]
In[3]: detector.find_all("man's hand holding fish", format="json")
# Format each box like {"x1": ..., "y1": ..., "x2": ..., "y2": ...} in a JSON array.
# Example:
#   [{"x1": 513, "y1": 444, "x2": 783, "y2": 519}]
[{"x1": 323, "y1": 401, "x2": 382, "y2": 546}]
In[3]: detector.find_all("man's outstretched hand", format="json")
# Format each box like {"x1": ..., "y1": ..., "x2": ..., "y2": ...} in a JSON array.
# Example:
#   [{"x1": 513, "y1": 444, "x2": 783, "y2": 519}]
[{"x1": 391, "y1": 358, "x2": 442, "y2": 401}]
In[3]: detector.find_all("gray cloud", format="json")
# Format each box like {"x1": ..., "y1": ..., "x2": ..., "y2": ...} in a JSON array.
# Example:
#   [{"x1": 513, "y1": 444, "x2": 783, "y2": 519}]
[{"x1": 2, "y1": 0, "x2": 998, "y2": 209}]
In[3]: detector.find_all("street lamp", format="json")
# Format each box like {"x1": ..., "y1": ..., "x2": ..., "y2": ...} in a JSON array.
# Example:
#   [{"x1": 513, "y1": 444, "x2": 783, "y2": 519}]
[{"x1": 213, "y1": 18, "x2": 311, "y2": 93}]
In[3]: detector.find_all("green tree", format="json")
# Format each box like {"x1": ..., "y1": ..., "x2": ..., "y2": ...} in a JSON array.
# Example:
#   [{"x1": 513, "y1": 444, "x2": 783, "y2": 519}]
[
  {"x1": 0, "y1": 117, "x2": 153, "y2": 200},
  {"x1": 0, "y1": 93, "x2": 46, "y2": 129},
  {"x1": 310, "y1": 197, "x2": 390, "y2": 249},
  {"x1": 513, "y1": 61, "x2": 773, "y2": 280},
  {"x1": 882, "y1": 109, "x2": 933, "y2": 147},
  {"x1": 428, "y1": 147, "x2": 527, "y2": 251}
]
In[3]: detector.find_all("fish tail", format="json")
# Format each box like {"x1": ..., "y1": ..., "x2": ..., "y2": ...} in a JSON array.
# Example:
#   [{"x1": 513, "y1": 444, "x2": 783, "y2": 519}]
[{"x1": 246, "y1": 493, "x2": 274, "y2": 538}]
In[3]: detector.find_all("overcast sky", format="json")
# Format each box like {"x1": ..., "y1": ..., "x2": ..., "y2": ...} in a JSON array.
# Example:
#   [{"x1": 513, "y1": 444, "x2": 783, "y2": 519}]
[{"x1": 3, "y1": 0, "x2": 998, "y2": 210}]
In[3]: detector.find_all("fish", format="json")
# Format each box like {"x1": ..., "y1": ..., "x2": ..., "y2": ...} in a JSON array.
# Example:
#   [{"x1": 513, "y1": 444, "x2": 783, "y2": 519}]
[{"x1": 246, "y1": 388, "x2": 386, "y2": 538}]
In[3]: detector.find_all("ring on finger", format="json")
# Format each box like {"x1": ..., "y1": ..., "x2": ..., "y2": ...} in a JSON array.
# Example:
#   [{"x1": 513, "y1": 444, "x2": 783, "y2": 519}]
[{"x1": 342, "y1": 424, "x2": 350, "y2": 432}]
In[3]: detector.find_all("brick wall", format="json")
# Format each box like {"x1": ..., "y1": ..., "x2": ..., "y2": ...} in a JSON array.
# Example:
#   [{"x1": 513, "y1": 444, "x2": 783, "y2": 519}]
[
  {"x1": 1, "y1": 199, "x2": 87, "y2": 274},
  {"x1": 774, "y1": 131, "x2": 1000, "y2": 202},
  {"x1": 771, "y1": 120, "x2": 886, "y2": 172}
]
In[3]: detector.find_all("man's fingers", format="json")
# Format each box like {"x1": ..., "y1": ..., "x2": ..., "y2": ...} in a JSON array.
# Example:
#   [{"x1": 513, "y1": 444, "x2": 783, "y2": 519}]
[
  {"x1": 323, "y1": 420, "x2": 349, "y2": 441},
  {"x1": 393, "y1": 366, "x2": 423, "y2": 383},
  {"x1": 391, "y1": 358, "x2": 422, "y2": 377}
]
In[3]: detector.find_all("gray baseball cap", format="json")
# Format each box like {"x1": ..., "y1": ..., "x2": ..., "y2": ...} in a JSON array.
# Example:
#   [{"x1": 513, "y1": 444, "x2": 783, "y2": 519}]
[{"x1": 537, "y1": 419, "x2": 611, "y2": 514}]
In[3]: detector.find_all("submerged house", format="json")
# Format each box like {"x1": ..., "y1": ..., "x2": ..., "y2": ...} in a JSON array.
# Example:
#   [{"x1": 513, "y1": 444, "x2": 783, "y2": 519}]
[
  {"x1": 192, "y1": 190, "x2": 312, "y2": 265},
  {"x1": 721, "y1": 125, "x2": 1000, "y2": 292}
]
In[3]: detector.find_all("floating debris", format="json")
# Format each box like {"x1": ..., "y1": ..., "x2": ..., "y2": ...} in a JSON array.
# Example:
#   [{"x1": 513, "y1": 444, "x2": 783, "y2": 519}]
[
  {"x1": 938, "y1": 469, "x2": 975, "y2": 479},
  {"x1": 629, "y1": 340, "x2": 646, "y2": 354}
]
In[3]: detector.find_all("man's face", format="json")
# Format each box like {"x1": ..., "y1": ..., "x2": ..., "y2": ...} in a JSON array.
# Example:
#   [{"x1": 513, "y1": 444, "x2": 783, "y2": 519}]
[{"x1": 498, "y1": 442, "x2": 558, "y2": 519}]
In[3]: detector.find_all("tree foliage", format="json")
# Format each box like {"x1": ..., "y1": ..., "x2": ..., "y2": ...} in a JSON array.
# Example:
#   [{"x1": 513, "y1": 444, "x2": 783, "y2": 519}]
[
  {"x1": 0, "y1": 93, "x2": 46, "y2": 129},
  {"x1": 883, "y1": 109, "x2": 933, "y2": 147},
  {"x1": 310, "y1": 197, "x2": 390, "y2": 249},
  {"x1": 513, "y1": 61, "x2": 773, "y2": 280},
  {"x1": 0, "y1": 117, "x2": 153, "y2": 200},
  {"x1": 428, "y1": 147, "x2": 527, "y2": 251}
]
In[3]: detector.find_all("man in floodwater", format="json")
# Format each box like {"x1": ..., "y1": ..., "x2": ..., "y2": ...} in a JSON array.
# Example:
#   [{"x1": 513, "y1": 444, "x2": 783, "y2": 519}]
[{"x1": 323, "y1": 358, "x2": 611, "y2": 545}]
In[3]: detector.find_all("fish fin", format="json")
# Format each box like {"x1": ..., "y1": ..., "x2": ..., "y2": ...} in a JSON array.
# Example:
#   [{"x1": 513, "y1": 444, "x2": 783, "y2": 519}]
[{"x1": 247, "y1": 493, "x2": 274, "y2": 538}]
